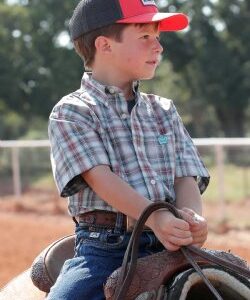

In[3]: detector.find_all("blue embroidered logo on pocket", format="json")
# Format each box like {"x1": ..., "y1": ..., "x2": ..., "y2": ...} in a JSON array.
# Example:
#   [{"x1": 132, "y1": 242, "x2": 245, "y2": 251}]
[{"x1": 158, "y1": 135, "x2": 168, "y2": 145}]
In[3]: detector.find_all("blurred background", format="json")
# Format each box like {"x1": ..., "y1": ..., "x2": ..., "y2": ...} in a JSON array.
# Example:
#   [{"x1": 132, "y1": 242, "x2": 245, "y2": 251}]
[
  {"x1": 1, "y1": 0, "x2": 249, "y2": 212},
  {"x1": 0, "y1": 0, "x2": 249, "y2": 288}
]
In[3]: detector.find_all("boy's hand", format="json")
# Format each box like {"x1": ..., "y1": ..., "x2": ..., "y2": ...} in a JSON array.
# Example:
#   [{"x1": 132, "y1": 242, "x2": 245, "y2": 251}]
[
  {"x1": 179, "y1": 207, "x2": 208, "y2": 248},
  {"x1": 147, "y1": 209, "x2": 193, "y2": 251}
]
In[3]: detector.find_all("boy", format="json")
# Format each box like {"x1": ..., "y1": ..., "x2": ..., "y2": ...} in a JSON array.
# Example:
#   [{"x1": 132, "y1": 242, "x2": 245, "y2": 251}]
[{"x1": 47, "y1": 0, "x2": 210, "y2": 299}]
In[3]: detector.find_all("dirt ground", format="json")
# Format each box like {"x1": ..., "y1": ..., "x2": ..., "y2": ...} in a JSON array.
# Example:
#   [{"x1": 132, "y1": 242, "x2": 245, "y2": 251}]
[{"x1": 0, "y1": 193, "x2": 250, "y2": 289}]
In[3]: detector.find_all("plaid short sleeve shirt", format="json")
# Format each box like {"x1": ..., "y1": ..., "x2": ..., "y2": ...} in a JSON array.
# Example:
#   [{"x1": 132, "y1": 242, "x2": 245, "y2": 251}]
[{"x1": 49, "y1": 73, "x2": 210, "y2": 216}]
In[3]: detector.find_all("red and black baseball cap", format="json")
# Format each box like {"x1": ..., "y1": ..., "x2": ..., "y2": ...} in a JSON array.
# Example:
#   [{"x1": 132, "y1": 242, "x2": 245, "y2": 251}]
[{"x1": 69, "y1": 0, "x2": 189, "y2": 40}]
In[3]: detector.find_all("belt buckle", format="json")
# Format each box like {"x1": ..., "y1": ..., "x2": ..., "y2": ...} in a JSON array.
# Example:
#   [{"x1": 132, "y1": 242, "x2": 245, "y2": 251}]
[{"x1": 126, "y1": 216, "x2": 137, "y2": 232}]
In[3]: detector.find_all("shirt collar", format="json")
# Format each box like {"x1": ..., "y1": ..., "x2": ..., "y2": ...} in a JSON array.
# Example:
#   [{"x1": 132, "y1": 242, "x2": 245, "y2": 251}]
[{"x1": 80, "y1": 72, "x2": 140, "y2": 104}]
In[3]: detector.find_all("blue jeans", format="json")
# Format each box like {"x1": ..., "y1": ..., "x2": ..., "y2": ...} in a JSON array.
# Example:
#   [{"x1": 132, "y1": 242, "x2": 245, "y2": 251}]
[{"x1": 46, "y1": 215, "x2": 164, "y2": 300}]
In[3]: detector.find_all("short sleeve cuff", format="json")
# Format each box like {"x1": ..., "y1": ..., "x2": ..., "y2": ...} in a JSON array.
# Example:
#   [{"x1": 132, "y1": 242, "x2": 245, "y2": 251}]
[
  {"x1": 175, "y1": 166, "x2": 210, "y2": 194},
  {"x1": 60, "y1": 174, "x2": 86, "y2": 197}
]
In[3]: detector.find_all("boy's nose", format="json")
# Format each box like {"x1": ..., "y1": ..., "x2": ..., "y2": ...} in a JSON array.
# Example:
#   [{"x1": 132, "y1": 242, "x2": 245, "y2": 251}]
[{"x1": 154, "y1": 39, "x2": 163, "y2": 53}]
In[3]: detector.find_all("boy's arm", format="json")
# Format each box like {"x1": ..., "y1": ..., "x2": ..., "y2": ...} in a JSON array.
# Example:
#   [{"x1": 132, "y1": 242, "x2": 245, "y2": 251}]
[
  {"x1": 174, "y1": 177, "x2": 202, "y2": 214},
  {"x1": 174, "y1": 176, "x2": 208, "y2": 247},
  {"x1": 82, "y1": 165, "x2": 193, "y2": 251}
]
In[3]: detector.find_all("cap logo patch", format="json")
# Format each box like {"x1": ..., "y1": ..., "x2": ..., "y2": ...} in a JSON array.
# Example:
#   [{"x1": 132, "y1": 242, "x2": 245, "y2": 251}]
[{"x1": 141, "y1": 0, "x2": 156, "y2": 6}]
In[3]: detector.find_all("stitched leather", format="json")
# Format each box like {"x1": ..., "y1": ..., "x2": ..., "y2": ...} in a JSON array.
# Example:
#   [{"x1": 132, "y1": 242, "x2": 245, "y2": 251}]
[
  {"x1": 30, "y1": 235, "x2": 75, "y2": 292},
  {"x1": 78, "y1": 210, "x2": 127, "y2": 229},
  {"x1": 78, "y1": 210, "x2": 151, "y2": 231},
  {"x1": 104, "y1": 201, "x2": 250, "y2": 300}
]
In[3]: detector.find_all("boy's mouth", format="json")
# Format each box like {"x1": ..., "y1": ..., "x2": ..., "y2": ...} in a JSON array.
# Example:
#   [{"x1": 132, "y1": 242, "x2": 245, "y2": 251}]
[{"x1": 146, "y1": 60, "x2": 159, "y2": 66}]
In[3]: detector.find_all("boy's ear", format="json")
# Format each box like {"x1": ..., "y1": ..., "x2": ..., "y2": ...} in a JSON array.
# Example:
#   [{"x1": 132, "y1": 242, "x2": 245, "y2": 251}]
[{"x1": 95, "y1": 36, "x2": 112, "y2": 54}]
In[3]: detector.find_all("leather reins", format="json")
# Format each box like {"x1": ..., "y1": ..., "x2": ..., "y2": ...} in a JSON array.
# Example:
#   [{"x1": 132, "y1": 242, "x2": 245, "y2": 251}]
[{"x1": 114, "y1": 201, "x2": 250, "y2": 300}]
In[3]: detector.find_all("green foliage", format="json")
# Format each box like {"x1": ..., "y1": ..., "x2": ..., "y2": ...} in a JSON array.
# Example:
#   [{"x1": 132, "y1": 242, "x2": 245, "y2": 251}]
[
  {"x1": 0, "y1": 0, "x2": 82, "y2": 139},
  {"x1": 157, "y1": 0, "x2": 250, "y2": 137},
  {"x1": 142, "y1": 61, "x2": 221, "y2": 137},
  {"x1": 203, "y1": 164, "x2": 250, "y2": 203},
  {"x1": 0, "y1": 0, "x2": 249, "y2": 139},
  {"x1": 0, "y1": 100, "x2": 27, "y2": 138}
]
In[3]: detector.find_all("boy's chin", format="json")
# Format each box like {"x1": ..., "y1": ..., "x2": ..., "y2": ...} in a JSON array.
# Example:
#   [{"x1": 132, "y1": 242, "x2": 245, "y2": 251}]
[{"x1": 137, "y1": 73, "x2": 156, "y2": 81}]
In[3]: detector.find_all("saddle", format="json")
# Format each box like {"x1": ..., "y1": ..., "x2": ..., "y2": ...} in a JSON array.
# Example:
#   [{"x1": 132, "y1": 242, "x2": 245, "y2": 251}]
[
  {"x1": 104, "y1": 202, "x2": 250, "y2": 300},
  {"x1": 30, "y1": 235, "x2": 75, "y2": 293},
  {"x1": 30, "y1": 202, "x2": 250, "y2": 299}
]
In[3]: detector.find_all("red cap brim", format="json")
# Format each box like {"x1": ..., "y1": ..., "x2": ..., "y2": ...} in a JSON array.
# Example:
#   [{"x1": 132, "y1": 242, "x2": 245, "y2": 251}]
[{"x1": 117, "y1": 13, "x2": 189, "y2": 31}]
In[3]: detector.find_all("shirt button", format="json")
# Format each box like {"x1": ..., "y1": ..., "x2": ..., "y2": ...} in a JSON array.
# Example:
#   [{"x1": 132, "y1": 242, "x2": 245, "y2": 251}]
[
  {"x1": 121, "y1": 114, "x2": 127, "y2": 119},
  {"x1": 150, "y1": 179, "x2": 156, "y2": 185},
  {"x1": 109, "y1": 88, "x2": 115, "y2": 94}
]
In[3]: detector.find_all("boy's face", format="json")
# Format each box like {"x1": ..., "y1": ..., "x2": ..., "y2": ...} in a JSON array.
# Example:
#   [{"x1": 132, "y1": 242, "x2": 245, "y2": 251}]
[{"x1": 109, "y1": 23, "x2": 163, "y2": 82}]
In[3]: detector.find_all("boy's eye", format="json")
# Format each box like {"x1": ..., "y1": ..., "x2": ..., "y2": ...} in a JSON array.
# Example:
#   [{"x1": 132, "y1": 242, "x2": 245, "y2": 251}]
[{"x1": 141, "y1": 35, "x2": 160, "y2": 41}]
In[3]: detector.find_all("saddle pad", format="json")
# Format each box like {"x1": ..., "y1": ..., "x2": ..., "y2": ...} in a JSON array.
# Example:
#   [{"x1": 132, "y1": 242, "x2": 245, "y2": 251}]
[{"x1": 165, "y1": 266, "x2": 250, "y2": 300}]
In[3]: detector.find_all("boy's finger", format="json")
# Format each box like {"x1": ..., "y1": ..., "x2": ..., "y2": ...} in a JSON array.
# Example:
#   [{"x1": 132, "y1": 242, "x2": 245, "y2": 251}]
[
  {"x1": 173, "y1": 218, "x2": 191, "y2": 230},
  {"x1": 190, "y1": 222, "x2": 207, "y2": 233},
  {"x1": 163, "y1": 241, "x2": 180, "y2": 252},
  {"x1": 178, "y1": 210, "x2": 199, "y2": 226},
  {"x1": 181, "y1": 207, "x2": 196, "y2": 216},
  {"x1": 169, "y1": 235, "x2": 193, "y2": 246},
  {"x1": 172, "y1": 227, "x2": 192, "y2": 239}
]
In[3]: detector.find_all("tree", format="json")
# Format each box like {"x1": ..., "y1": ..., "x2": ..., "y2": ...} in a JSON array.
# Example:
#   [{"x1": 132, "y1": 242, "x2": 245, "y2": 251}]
[
  {"x1": 0, "y1": 0, "x2": 249, "y2": 139},
  {"x1": 158, "y1": 0, "x2": 250, "y2": 137},
  {"x1": 0, "y1": 0, "x2": 82, "y2": 138}
]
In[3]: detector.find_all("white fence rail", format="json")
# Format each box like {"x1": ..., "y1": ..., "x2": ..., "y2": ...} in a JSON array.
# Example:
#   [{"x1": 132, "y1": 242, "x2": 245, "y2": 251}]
[
  {"x1": 0, "y1": 140, "x2": 50, "y2": 197},
  {"x1": 0, "y1": 138, "x2": 250, "y2": 201}
]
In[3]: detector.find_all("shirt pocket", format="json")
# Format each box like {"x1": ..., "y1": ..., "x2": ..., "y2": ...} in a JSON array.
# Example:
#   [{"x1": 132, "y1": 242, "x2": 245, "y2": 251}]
[{"x1": 153, "y1": 132, "x2": 176, "y2": 176}]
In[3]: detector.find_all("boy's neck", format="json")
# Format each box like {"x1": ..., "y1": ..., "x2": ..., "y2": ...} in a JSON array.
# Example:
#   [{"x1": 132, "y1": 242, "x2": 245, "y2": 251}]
[{"x1": 92, "y1": 69, "x2": 134, "y2": 101}]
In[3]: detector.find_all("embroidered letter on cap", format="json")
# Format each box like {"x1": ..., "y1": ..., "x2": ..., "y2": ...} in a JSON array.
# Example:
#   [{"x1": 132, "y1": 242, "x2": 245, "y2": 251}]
[{"x1": 141, "y1": 0, "x2": 156, "y2": 6}]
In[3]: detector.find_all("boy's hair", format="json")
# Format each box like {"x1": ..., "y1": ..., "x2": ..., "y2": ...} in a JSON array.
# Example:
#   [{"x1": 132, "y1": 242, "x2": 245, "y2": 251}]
[{"x1": 74, "y1": 23, "x2": 127, "y2": 70}]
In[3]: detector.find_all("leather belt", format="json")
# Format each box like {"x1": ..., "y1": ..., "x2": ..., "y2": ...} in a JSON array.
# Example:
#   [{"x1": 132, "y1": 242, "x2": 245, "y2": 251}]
[{"x1": 78, "y1": 210, "x2": 151, "y2": 232}]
